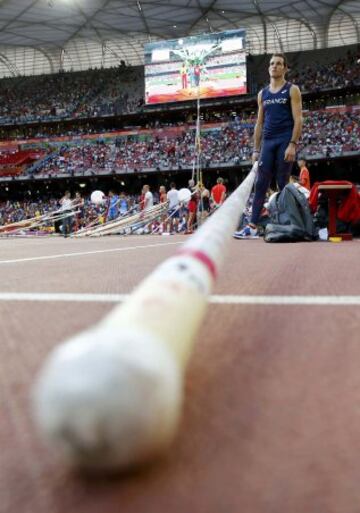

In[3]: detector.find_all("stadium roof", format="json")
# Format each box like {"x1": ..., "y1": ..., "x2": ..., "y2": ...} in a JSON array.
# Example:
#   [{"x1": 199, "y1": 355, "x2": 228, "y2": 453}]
[{"x1": 0, "y1": 0, "x2": 358, "y2": 76}]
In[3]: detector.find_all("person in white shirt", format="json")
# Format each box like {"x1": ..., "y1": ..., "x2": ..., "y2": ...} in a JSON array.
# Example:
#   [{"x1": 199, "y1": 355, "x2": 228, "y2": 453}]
[
  {"x1": 167, "y1": 182, "x2": 179, "y2": 210},
  {"x1": 59, "y1": 190, "x2": 73, "y2": 237},
  {"x1": 143, "y1": 185, "x2": 154, "y2": 211},
  {"x1": 166, "y1": 182, "x2": 180, "y2": 233}
]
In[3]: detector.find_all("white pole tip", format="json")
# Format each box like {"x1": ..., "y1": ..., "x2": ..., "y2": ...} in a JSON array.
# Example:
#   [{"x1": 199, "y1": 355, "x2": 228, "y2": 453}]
[{"x1": 33, "y1": 327, "x2": 183, "y2": 472}]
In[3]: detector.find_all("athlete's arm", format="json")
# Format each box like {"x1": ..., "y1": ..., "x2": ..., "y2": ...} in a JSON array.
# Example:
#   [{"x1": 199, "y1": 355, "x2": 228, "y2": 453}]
[
  {"x1": 252, "y1": 91, "x2": 264, "y2": 163},
  {"x1": 284, "y1": 85, "x2": 303, "y2": 162}
]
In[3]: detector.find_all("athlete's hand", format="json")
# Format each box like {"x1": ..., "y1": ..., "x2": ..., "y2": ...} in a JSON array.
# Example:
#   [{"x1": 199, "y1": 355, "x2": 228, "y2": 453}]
[
  {"x1": 252, "y1": 151, "x2": 259, "y2": 164},
  {"x1": 284, "y1": 144, "x2": 296, "y2": 162}
]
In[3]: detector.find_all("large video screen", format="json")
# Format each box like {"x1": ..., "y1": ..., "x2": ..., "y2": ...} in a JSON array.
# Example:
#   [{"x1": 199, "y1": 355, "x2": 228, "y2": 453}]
[{"x1": 144, "y1": 29, "x2": 247, "y2": 104}]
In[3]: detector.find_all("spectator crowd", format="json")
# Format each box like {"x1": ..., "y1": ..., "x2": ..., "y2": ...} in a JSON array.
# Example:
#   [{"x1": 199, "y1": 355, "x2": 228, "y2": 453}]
[
  {"x1": 0, "y1": 66, "x2": 143, "y2": 125},
  {"x1": 290, "y1": 50, "x2": 360, "y2": 92},
  {"x1": 0, "y1": 48, "x2": 358, "y2": 126},
  {"x1": 13, "y1": 108, "x2": 357, "y2": 179}
]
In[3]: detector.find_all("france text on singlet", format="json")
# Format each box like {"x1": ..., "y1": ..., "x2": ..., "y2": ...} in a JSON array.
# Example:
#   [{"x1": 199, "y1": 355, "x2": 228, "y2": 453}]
[{"x1": 262, "y1": 82, "x2": 294, "y2": 139}]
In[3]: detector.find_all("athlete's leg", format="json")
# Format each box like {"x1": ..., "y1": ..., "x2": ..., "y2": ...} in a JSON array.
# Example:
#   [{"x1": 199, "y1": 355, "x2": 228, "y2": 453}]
[
  {"x1": 275, "y1": 137, "x2": 294, "y2": 190},
  {"x1": 250, "y1": 138, "x2": 277, "y2": 225}
]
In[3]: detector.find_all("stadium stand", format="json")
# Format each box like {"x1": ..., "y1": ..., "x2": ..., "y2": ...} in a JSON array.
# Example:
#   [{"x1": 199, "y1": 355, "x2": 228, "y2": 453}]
[
  {"x1": 0, "y1": 66, "x2": 144, "y2": 125},
  {"x1": 0, "y1": 104, "x2": 357, "y2": 181},
  {"x1": 0, "y1": 149, "x2": 45, "y2": 177},
  {"x1": 0, "y1": 45, "x2": 357, "y2": 206},
  {"x1": 0, "y1": 46, "x2": 358, "y2": 126}
]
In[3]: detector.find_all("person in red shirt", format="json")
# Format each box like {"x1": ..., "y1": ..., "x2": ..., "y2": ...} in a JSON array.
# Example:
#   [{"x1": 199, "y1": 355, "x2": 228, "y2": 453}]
[
  {"x1": 211, "y1": 177, "x2": 227, "y2": 209},
  {"x1": 159, "y1": 185, "x2": 167, "y2": 203},
  {"x1": 298, "y1": 158, "x2": 311, "y2": 191}
]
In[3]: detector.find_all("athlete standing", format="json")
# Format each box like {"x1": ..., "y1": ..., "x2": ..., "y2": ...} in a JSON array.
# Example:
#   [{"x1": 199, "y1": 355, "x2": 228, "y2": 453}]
[{"x1": 234, "y1": 53, "x2": 303, "y2": 238}]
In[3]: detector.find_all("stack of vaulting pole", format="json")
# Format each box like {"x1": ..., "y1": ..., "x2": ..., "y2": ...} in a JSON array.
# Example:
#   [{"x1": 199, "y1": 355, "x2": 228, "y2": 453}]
[{"x1": 74, "y1": 202, "x2": 168, "y2": 238}]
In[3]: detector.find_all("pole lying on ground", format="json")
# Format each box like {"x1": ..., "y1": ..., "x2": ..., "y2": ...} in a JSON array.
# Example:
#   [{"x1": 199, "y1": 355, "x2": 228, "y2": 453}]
[{"x1": 32, "y1": 164, "x2": 257, "y2": 473}]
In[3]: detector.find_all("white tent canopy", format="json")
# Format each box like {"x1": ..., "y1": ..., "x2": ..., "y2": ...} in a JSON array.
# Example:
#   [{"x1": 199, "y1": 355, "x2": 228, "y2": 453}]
[{"x1": 0, "y1": 0, "x2": 358, "y2": 76}]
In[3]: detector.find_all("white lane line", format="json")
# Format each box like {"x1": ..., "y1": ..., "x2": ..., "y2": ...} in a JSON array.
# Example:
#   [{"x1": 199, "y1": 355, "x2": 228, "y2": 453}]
[
  {"x1": 0, "y1": 241, "x2": 182, "y2": 264},
  {"x1": 211, "y1": 295, "x2": 360, "y2": 305},
  {"x1": 0, "y1": 292, "x2": 359, "y2": 305},
  {"x1": 0, "y1": 292, "x2": 129, "y2": 302}
]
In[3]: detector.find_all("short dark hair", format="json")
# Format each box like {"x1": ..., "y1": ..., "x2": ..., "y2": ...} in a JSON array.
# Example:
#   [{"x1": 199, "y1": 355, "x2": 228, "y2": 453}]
[{"x1": 271, "y1": 53, "x2": 288, "y2": 68}]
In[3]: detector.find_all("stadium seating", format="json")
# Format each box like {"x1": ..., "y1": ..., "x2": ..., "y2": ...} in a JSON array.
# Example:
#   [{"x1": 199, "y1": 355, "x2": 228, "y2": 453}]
[
  {"x1": 0, "y1": 47, "x2": 358, "y2": 125},
  {"x1": 13, "y1": 107, "x2": 356, "y2": 179},
  {"x1": 0, "y1": 149, "x2": 45, "y2": 177}
]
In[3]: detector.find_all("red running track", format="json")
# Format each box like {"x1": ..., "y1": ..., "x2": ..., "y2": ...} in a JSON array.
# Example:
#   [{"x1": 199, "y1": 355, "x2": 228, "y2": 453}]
[{"x1": 0, "y1": 235, "x2": 359, "y2": 513}]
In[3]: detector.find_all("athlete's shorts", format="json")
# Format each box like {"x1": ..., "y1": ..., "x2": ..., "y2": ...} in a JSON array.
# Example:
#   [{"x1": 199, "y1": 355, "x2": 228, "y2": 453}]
[
  {"x1": 259, "y1": 135, "x2": 294, "y2": 188},
  {"x1": 168, "y1": 207, "x2": 180, "y2": 218},
  {"x1": 251, "y1": 134, "x2": 294, "y2": 224}
]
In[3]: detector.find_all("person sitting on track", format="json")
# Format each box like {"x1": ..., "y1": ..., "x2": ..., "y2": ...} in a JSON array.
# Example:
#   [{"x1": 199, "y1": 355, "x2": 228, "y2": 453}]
[{"x1": 289, "y1": 175, "x2": 310, "y2": 199}]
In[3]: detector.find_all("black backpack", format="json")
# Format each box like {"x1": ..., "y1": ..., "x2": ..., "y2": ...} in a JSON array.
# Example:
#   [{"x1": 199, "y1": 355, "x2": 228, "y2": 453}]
[{"x1": 264, "y1": 184, "x2": 316, "y2": 242}]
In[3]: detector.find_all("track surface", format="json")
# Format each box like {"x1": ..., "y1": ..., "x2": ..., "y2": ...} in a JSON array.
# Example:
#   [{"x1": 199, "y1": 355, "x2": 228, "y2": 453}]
[{"x1": 1, "y1": 235, "x2": 360, "y2": 513}]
